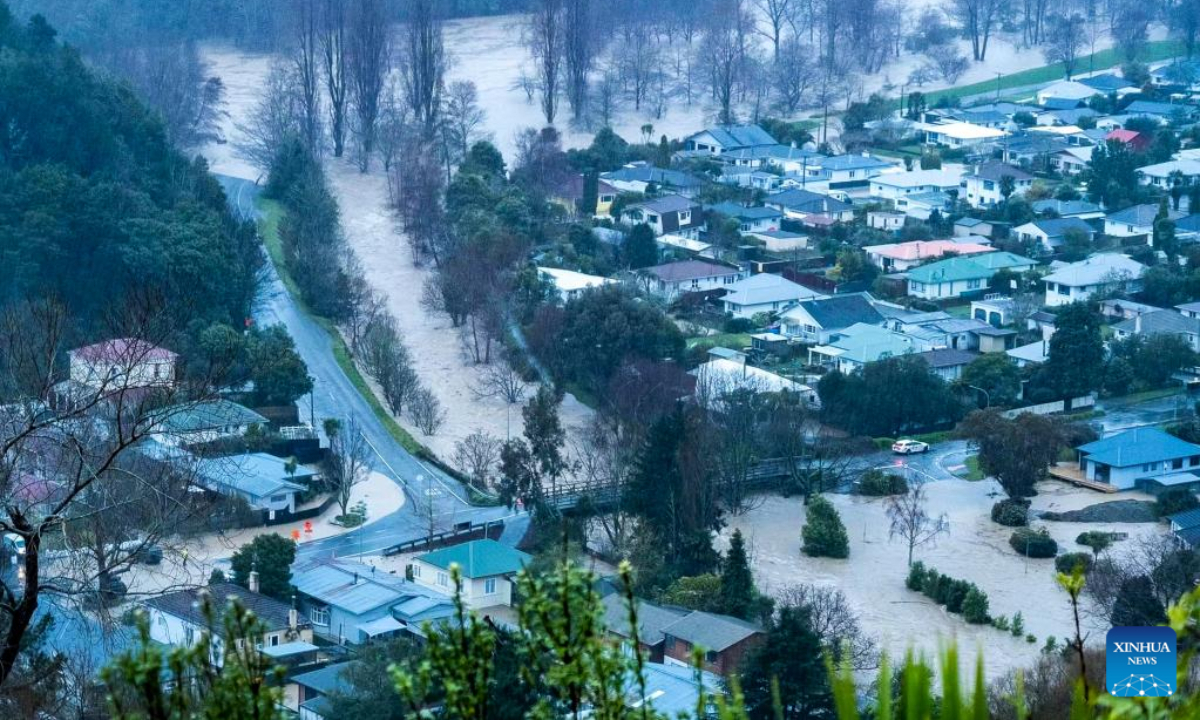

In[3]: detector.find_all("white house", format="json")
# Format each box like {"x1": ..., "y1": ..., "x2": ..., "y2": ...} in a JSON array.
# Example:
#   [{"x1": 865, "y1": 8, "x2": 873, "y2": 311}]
[
  {"x1": 779, "y1": 294, "x2": 885, "y2": 344},
  {"x1": 720, "y1": 273, "x2": 826, "y2": 318},
  {"x1": 538, "y1": 267, "x2": 615, "y2": 302},
  {"x1": 1041, "y1": 254, "x2": 1146, "y2": 307},
  {"x1": 68, "y1": 338, "x2": 177, "y2": 390},
  {"x1": 960, "y1": 162, "x2": 1034, "y2": 208},
  {"x1": 1103, "y1": 204, "x2": 1185, "y2": 239},
  {"x1": 148, "y1": 399, "x2": 267, "y2": 447},
  {"x1": 921, "y1": 121, "x2": 1008, "y2": 148},
  {"x1": 1035, "y1": 80, "x2": 1100, "y2": 106},
  {"x1": 692, "y1": 356, "x2": 817, "y2": 404},
  {"x1": 868, "y1": 168, "x2": 963, "y2": 201},
  {"x1": 863, "y1": 239, "x2": 994, "y2": 272},
  {"x1": 867, "y1": 211, "x2": 906, "y2": 232},
  {"x1": 906, "y1": 252, "x2": 1038, "y2": 300},
  {"x1": 1074, "y1": 428, "x2": 1200, "y2": 490},
  {"x1": 641, "y1": 260, "x2": 746, "y2": 300},
  {"x1": 1013, "y1": 218, "x2": 1097, "y2": 254},
  {"x1": 145, "y1": 581, "x2": 313, "y2": 666},
  {"x1": 411, "y1": 540, "x2": 531, "y2": 610},
  {"x1": 1137, "y1": 158, "x2": 1200, "y2": 188},
  {"x1": 621, "y1": 195, "x2": 705, "y2": 239},
  {"x1": 193, "y1": 453, "x2": 315, "y2": 518}
]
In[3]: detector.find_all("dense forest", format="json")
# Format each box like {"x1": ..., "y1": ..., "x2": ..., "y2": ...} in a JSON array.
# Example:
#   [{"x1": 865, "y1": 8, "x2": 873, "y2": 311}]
[{"x1": 0, "y1": 3, "x2": 262, "y2": 349}]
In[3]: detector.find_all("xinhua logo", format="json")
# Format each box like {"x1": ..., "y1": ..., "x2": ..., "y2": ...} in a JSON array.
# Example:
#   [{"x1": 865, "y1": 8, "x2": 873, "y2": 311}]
[{"x1": 1106, "y1": 626, "x2": 1177, "y2": 697}]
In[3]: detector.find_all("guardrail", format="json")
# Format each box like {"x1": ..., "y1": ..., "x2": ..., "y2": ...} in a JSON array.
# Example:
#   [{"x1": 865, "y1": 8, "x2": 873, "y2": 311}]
[{"x1": 381, "y1": 519, "x2": 505, "y2": 556}]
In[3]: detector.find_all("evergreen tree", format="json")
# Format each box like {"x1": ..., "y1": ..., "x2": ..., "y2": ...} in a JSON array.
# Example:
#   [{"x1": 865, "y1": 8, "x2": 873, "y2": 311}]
[
  {"x1": 579, "y1": 171, "x2": 598, "y2": 216},
  {"x1": 741, "y1": 606, "x2": 835, "y2": 720},
  {"x1": 720, "y1": 530, "x2": 757, "y2": 620},
  {"x1": 623, "y1": 223, "x2": 658, "y2": 269},
  {"x1": 1112, "y1": 575, "x2": 1168, "y2": 627},
  {"x1": 962, "y1": 586, "x2": 990, "y2": 624},
  {"x1": 1040, "y1": 302, "x2": 1105, "y2": 399},
  {"x1": 229, "y1": 535, "x2": 296, "y2": 600},
  {"x1": 801, "y1": 496, "x2": 850, "y2": 559}
]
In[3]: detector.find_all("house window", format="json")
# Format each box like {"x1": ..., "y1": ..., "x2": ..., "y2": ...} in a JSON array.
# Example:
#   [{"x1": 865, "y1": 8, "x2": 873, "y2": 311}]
[
  {"x1": 270, "y1": 635, "x2": 280, "y2": 647},
  {"x1": 966, "y1": 279, "x2": 982, "y2": 290},
  {"x1": 1143, "y1": 462, "x2": 1158, "y2": 472},
  {"x1": 270, "y1": 494, "x2": 287, "y2": 503},
  {"x1": 412, "y1": 564, "x2": 421, "y2": 578},
  {"x1": 310, "y1": 606, "x2": 330, "y2": 627},
  {"x1": 911, "y1": 282, "x2": 925, "y2": 292},
  {"x1": 484, "y1": 578, "x2": 497, "y2": 594},
  {"x1": 437, "y1": 572, "x2": 449, "y2": 587},
  {"x1": 665, "y1": 636, "x2": 676, "y2": 651},
  {"x1": 705, "y1": 650, "x2": 719, "y2": 663},
  {"x1": 1174, "y1": 458, "x2": 1185, "y2": 470}
]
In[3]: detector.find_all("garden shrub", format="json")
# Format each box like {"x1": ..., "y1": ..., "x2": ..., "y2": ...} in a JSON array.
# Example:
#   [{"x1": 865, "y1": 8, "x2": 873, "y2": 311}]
[
  {"x1": 802, "y1": 495, "x2": 850, "y2": 558},
  {"x1": 857, "y1": 469, "x2": 909, "y2": 496},
  {"x1": 1055, "y1": 552, "x2": 1094, "y2": 574},
  {"x1": 906, "y1": 561, "x2": 927, "y2": 591},
  {"x1": 912, "y1": 564, "x2": 992, "y2": 626},
  {"x1": 1010, "y1": 527, "x2": 1058, "y2": 558},
  {"x1": 991, "y1": 498, "x2": 1030, "y2": 527},
  {"x1": 1076, "y1": 530, "x2": 1116, "y2": 554},
  {"x1": 945, "y1": 579, "x2": 971, "y2": 614},
  {"x1": 963, "y1": 586, "x2": 990, "y2": 624}
]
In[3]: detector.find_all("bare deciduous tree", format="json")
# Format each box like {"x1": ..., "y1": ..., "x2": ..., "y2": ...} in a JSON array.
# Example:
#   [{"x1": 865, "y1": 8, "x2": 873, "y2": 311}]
[
  {"x1": 563, "y1": 0, "x2": 596, "y2": 120},
  {"x1": 886, "y1": 481, "x2": 948, "y2": 566},
  {"x1": 324, "y1": 416, "x2": 372, "y2": 517},
  {"x1": 1044, "y1": 13, "x2": 1087, "y2": 79},
  {"x1": 472, "y1": 363, "x2": 528, "y2": 404},
  {"x1": 401, "y1": 0, "x2": 447, "y2": 138},
  {"x1": 235, "y1": 61, "x2": 302, "y2": 171},
  {"x1": 409, "y1": 387, "x2": 446, "y2": 436},
  {"x1": 440, "y1": 80, "x2": 488, "y2": 169},
  {"x1": 361, "y1": 314, "x2": 420, "y2": 417},
  {"x1": 776, "y1": 583, "x2": 879, "y2": 671},
  {"x1": 952, "y1": 0, "x2": 1002, "y2": 61},
  {"x1": 348, "y1": 0, "x2": 391, "y2": 171},
  {"x1": 320, "y1": 0, "x2": 351, "y2": 158},
  {"x1": 755, "y1": 0, "x2": 795, "y2": 61},
  {"x1": 293, "y1": 0, "x2": 324, "y2": 153},
  {"x1": 453, "y1": 431, "x2": 503, "y2": 489},
  {"x1": 527, "y1": 0, "x2": 565, "y2": 124}
]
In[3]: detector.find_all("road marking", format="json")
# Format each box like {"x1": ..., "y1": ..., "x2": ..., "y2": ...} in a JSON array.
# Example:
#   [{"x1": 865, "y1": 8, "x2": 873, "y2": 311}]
[{"x1": 360, "y1": 431, "x2": 467, "y2": 505}]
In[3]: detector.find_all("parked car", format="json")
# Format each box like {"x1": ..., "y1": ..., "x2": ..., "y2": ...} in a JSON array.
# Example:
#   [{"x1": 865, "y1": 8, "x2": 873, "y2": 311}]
[{"x1": 892, "y1": 439, "x2": 929, "y2": 455}]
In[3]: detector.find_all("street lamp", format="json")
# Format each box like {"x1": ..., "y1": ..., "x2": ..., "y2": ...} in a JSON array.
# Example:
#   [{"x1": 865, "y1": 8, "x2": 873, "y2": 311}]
[{"x1": 966, "y1": 384, "x2": 991, "y2": 409}]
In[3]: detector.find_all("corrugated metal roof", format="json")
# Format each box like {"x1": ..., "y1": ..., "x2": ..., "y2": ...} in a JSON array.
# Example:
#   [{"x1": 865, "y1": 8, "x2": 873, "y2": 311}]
[
  {"x1": 292, "y1": 560, "x2": 411, "y2": 615},
  {"x1": 416, "y1": 539, "x2": 531, "y2": 579},
  {"x1": 661, "y1": 611, "x2": 762, "y2": 651},
  {"x1": 1079, "y1": 428, "x2": 1200, "y2": 469}
]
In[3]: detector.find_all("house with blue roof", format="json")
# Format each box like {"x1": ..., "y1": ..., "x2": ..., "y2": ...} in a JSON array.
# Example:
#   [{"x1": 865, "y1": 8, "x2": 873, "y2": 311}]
[
  {"x1": 412, "y1": 539, "x2": 531, "y2": 610},
  {"x1": 600, "y1": 162, "x2": 705, "y2": 197},
  {"x1": 1013, "y1": 217, "x2": 1097, "y2": 254},
  {"x1": 684, "y1": 124, "x2": 778, "y2": 155},
  {"x1": 193, "y1": 452, "x2": 314, "y2": 516},
  {"x1": 1074, "y1": 427, "x2": 1200, "y2": 491},
  {"x1": 808, "y1": 323, "x2": 929, "y2": 373},
  {"x1": 705, "y1": 201, "x2": 783, "y2": 233},
  {"x1": 906, "y1": 252, "x2": 1037, "y2": 300}
]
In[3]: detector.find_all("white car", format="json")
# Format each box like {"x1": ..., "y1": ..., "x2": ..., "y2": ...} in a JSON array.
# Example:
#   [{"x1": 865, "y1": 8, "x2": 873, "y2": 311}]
[{"x1": 892, "y1": 439, "x2": 930, "y2": 455}]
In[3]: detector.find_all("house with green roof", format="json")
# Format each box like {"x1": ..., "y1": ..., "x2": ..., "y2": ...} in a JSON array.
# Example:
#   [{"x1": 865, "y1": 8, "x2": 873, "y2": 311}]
[
  {"x1": 148, "y1": 399, "x2": 267, "y2": 447},
  {"x1": 1074, "y1": 427, "x2": 1200, "y2": 491},
  {"x1": 411, "y1": 540, "x2": 531, "y2": 609},
  {"x1": 906, "y1": 252, "x2": 1037, "y2": 300},
  {"x1": 807, "y1": 323, "x2": 928, "y2": 374}
]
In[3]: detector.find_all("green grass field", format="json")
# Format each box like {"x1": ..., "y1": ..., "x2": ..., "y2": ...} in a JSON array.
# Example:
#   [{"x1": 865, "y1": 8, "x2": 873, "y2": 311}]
[
  {"x1": 257, "y1": 198, "x2": 429, "y2": 458},
  {"x1": 686, "y1": 333, "x2": 754, "y2": 351}
]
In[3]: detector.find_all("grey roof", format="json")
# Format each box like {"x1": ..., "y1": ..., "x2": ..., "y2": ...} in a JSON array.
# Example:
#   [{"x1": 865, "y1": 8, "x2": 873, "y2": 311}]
[
  {"x1": 291, "y1": 559, "x2": 415, "y2": 616},
  {"x1": 1031, "y1": 199, "x2": 1103, "y2": 217},
  {"x1": 688, "y1": 124, "x2": 778, "y2": 149},
  {"x1": 1106, "y1": 204, "x2": 1184, "y2": 227},
  {"x1": 1176, "y1": 524, "x2": 1200, "y2": 547},
  {"x1": 293, "y1": 661, "x2": 358, "y2": 695},
  {"x1": 149, "y1": 400, "x2": 267, "y2": 435},
  {"x1": 722, "y1": 273, "x2": 822, "y2": 307},
  {"x1": 1177, "y1": 214, "x2": 1200, "y2": 233},
  {"x1": 955, "y1": 217, "x2": 985, "y2": 227},
  {"x1": 661, "y1": 610, "x2": 762, "y2": 652},
  {"x1": 633, "y1": 194, "x2": 697, "y2": 214},
  {"x1": 915, "y1": 348, "x2": 978, "y2": 369},
  {"x1": 1041, "y1": 97, "x2": 1084, "y2": 110},
  {"x1": 602, "y1": 165, "x2": 704, "y2": 188},
  {"x1": 765, "y1": 189, "x2": 852, "y2": 214},
  {"x1": 1168, "y1": 507, "x2": 1200, "y2": 529},
  {"x1": 623, "y1": 663, "x2": 721, "y2": 716},
  {"x1": 967, "y1": 162, "x2": 1033, "y2": 182},
  {"x1": 1042, "y1": 254, "x2": 1145, "y2": 286},
  {"x1": 646, "y1": 260, "x2": 741, "y2": 283},
  {"x1": 1027, "y1": 217, "x2": 1095, "y2": 239},
  {"x1": 817, "y1": 154, "x2": 894, "y2": 171},
  {"x1": 1113, "y1": 310, "x2": 1200, "y2": 337},
  {"x1": 1040, "y1": 108, "x2": 1099, "y2": 125},
  {"x1": 1080, "y1": 74, "x2": 1134, "y2": 92},
  {"x1": 706, "y1": 202, "x2": 783, "y2": 221},
  {"x1": 601, "y1": 595, "x2": 687, "y2": 646},
  {"x1": 1078, "y1": 427, "x2": 1200, "y2": 468},
  {"x1": 1178, "y1": 301, "x2": 1200, "y2": 314},
  {"x1": 793, "y1": 294, "x2": 884, "y2": 329},
  {"x1": 1126, "y1": 100, "x2": 1184, "y2": 117},
  {"x1": 144, "y1": 583, "x2": 299, "y2": 632},
  {"x1": 193, "y1": 453, "x2": 310, "y2": 500}
]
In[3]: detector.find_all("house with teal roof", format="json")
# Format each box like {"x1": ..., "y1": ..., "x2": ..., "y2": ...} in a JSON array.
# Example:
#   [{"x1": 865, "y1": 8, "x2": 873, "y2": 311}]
[
  {"x1": 1074, "y1": 427, "x2": 1200, "y2": 491},
  {"x1": 906, "y1": 252, "x2": 1037, "y2": 300},
  {"x1": 411, "y1": 539, "x2": 531, "y2": 609},
  {"x1": 807, "y1": 323, "x2": 930, "y2": 373}
]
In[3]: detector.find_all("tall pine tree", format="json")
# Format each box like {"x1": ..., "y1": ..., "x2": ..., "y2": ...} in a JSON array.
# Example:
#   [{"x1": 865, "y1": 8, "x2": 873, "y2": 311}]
[
  {"x1": 741, "y1": 606, "x2": 834, "y2": 720},
  {"x1": 720, "y1": 530, "x2": 757, "y2": 620}
]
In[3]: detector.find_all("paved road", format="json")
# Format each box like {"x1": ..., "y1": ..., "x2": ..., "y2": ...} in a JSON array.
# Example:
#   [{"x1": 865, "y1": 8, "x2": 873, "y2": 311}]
[{"x1": 215, "y1": 175, "x2": 514, "y2": 560}]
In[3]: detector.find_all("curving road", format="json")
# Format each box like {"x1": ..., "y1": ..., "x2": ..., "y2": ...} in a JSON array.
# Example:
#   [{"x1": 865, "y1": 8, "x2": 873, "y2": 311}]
[{"x1": 215, "y1": 175, "x2": 517, "y2": 560}]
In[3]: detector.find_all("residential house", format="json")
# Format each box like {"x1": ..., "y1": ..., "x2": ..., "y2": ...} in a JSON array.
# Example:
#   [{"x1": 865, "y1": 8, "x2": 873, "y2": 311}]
[
  {"x1": 600, "y1": 594, "x2": 688, "y2": 662},
  {"x1": 684, "y1": 124, "x2": 778, "y2": 155},
  {"x1": 1138, "y1": 158, "x2": 1200, "y2": 189},
  {"x1": 144, "y1": 581, "x2": 313, "y2": 667},
  {"x1": 1178, "y1": 301, "x2": 1200, "y2": 319},
  {"x1": 661, "y1": 610, "x2": 764, "y2": 677},
  {"x1": 538, "y1": 267, "x2": 615, "y2": 302},
  {"x1": 1007, "y1": 339, "x2": 1050, "y2": 367},
  {"x1": 779, "y1": 294, "x2": 885, "y2": 343},
  {"x1": 744, "y1": 229, "x2": 810, "y2": 252},
  {"x1": 808, "y1": 323, "x2": 926, "y2": 373},
  {"x1": 1125, "y1": 100, "x2": 1191, "y2": 123},
  {"x1": 1074, "y1": 427, "x2": 1200, "y2": 491},
  {"x1": 1112, "y1": 310, "x2": 1200, "y2": 352},
  {"x1": 550, "y1": 174, "x2": 618, "y2": 217},
  {"x1": 915, "y1": 348, "x2": 978, "y2": 381},
  {"x1": 954, "y1": 217, "x2": 997, "y2": 238},
  {"x1": 1042, "y1": 254, "x2": 1146, "y2": 307},
  {"x1": 1101, "y1": 298, "x2": 1162, "y2": 320},
  {"x1": 601, "y1": 163, "x2": 705, "y2": 197},
  {"x1": 971, "y1": 295, "x2": 1018, "y2": 327},
  {"x1": 411, "y1": 540, "x2": 531, "y2": 610},
  {"x1": 1013, "y1": 218, "x2": 1097, "y2": 255},
  {"x1": 620, "y1": 195, "x2": 705, "y2": 239},
  {"x1": 906, "y1": 252, "x2": 1038, "y2": 300},
  {"x1": 292, "y1": 558, "x2": 455, "y2": 645},
  {"x1": 895, "y1": 191, "x2": 953, "y2": 220},
  {"x1": 147, "y1": 399, "x2": 266, "y2": 447},
  {"x1": 1079, "y1": 73, "x2": 1137, "y2": 95},
  {"x1": 887, "y1": 313, "x2": 992, "y2": 351},
  {"x1": 764, "y1": 188, "x2": 854, "y2": 224},
  {"x1": 656, "y1": 233, "x2": 714, "y2": 258},
  {"x1": 293, "y1": 662, "x2": 354, "y2": 720},
  {"x1": 868, "y1": 168, "x2": 963, "y2": 201},
  {"x1": 1031, "y1": 199, "x2": 1104, "y2": 220},
  {"x1": 1167, "y1": 508, "x2": 1200, "y2": 548},
  {"x1": 921, "y1": 120, "x2": 1008, "y2": 148},
  {"x1": 1150, "y1": 60, "x2": 1200, "y2": 90},
  {"x1": 1051, "y1": 146, "x2": 1094, "y2": 176},
  {"x1": 867, "y1": 211, "x2": 906, "y2": 232},
  {"x1": 1000, "y1": 132, "x2": 1071, "y2": 169},
  {"x1": 717, "y1": 165, "x2": 783, "y2": 191},
  {"x1": 706, "y1": 202, "x2": 783, "y2": 233},
  {"x1": 971, "y1": 324, "x2": 1019, "y2": 353},
  {"x1": 193, "y1": 452, "x2": 315, "y2": 518},
  {"x1": 802, "y1": 153, "x2": 896, "y2": 188},
  {"x1": 1106, "y1": 129, "x2": 1151, "y2": 152},
  {"x1": 619, "y1": 663, "x2": 722, "y2": 716},
  {"x1": 1035, "y1": 80, "x2": 1100, "y2": 106},
  {"x1": 720, "y1": 273, "x2": 826, "y2": 318},
  {"x1": 641, "y1": 260, "x2": 746, "y2": 300},
  {"x1": 68, "y1": 338, "x2": 177, "y2": 390},
  {"x1": 1104, "y1": 204, "x2": 1185, "y2": 239},
  {"x1": 762, "y1": 145, "x2": 826, "y2": 173},
  {"x1": 692, "y1": 350, "x2": 817, "y2": 402},
  {"x1": 961, "y1": 162, "x2": 1034, "y2": 208},
  {"x1": 864, "y1": 239, "x2": 994, "y2": 272},
  {"x1": 1035, "y1": 107, "x2": 1098, "y2": 127}
]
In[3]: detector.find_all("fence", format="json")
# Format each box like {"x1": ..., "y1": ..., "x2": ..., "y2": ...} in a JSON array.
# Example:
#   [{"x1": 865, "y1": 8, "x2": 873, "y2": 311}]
[
  {"x1": 1002, "y1": 394, "x2": 1095, "y2": 419},
  {"x1": 381, "y1": 519, "x2": 505, "y2": 556}
]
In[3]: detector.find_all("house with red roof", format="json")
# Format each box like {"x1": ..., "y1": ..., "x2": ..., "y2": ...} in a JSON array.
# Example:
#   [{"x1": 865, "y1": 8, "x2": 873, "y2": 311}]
[
  {"x1": 68, "y1": 338, "x2": 177, "y2": 391},
  {"x1": 863, "y1": 240, "x2": 994, "y2": 272},
  {"x1": 1105, "y1": 129, "x2": 1150, "y2": 152}
]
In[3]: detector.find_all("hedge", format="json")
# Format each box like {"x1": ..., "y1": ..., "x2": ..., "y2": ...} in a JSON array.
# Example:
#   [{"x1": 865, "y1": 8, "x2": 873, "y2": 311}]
[
  {"x1": 1010, "y1": 527, "x2": 1058, "y2": 558},
  {"x1": 906, "y1": 561, "x2": 990, "y2": 624},
  {"x1": 857, "y1": 469, "x2": 909, "y2": 496},
  {"x1": 1055, "y1": 552, "x2": 1094, "y2": 574},
  {"x1": 991, "y1": 498, "x2": 1030, "y2": 527}
]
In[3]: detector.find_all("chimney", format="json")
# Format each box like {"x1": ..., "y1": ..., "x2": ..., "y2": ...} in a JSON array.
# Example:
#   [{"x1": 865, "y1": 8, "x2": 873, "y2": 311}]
[
  {"x1": 353, "y1": 571, "x2": 359, "y2": 585},
  {"x1": 248, "y1": 569, "x2": 260, "y2": 594},
  {"x1": 1135, "y1": 312, "x2": 1143, "y2": 334},
  {"x1": 289, "y1": 595, "x2": 299, "y2": 631}
]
